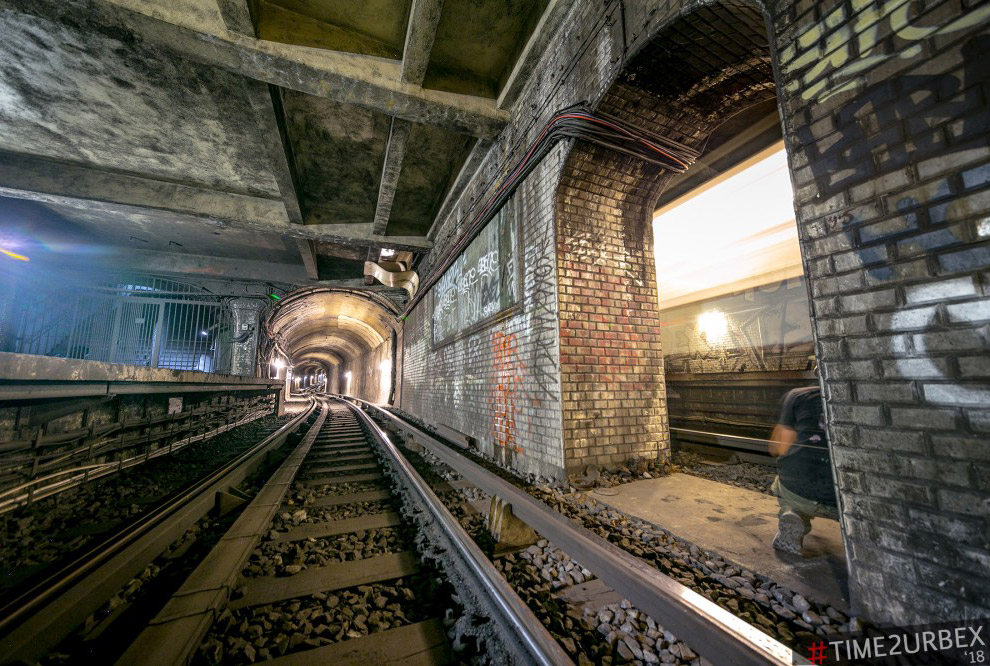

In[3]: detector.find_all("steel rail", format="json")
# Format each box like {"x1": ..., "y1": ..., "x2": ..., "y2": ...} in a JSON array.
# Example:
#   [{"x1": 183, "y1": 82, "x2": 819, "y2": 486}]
[
  {"x1": 0, "y1": 379, "x2": 283, "y2": 400},
  {"x1": 116, "y1": 398, "x2": 329, "y2": 665},
  {"x1": 0, "y1": 408, "x2": 271, "y2": 515},
  {"x1": 348, "y1": 397, "x2": 809, "y2": 666},
  {"x1": 341, "y1": 398, "x2": 574, "y2": 666},
  {"x1": 0, "y1": 399, "x2": 317, "y2": 664},
  {"x1": 670, "y1": 426, "x2": 771, "y2": 454}
]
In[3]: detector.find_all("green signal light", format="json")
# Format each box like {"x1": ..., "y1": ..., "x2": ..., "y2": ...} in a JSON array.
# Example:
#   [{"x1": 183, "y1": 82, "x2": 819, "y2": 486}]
[{"x1": 269, "y1": 293, "x2": 281, "y2": 301}]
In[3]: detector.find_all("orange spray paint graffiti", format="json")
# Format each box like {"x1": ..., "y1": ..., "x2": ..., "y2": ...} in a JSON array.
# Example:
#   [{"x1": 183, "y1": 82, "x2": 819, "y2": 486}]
[{"x1": 490, "y1": 331, "x2": 523, "y2": 459}]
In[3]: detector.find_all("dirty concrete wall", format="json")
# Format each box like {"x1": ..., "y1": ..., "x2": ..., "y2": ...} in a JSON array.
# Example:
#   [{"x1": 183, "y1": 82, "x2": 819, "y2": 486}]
[{"x1": 341, "y1": 339, "x2": 393, "y2": 405}]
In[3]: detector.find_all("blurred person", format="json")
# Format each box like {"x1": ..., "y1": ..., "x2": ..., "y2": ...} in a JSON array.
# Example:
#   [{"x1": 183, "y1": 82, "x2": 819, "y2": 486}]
[{"x1": 769, "y1": 381, "x2": 838, "y2": 556}]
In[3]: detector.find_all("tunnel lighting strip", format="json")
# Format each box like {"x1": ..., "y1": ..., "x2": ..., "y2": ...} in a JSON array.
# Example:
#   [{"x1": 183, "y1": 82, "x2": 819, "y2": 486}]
[{"x1": 404, "y1": 103, "x2": 699, "y2": 316}]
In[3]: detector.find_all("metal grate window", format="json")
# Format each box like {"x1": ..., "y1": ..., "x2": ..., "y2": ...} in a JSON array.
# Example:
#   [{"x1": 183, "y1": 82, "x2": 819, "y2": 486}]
[{"x1": 1, "y1": 274, "x2": 238, "y2": 374}]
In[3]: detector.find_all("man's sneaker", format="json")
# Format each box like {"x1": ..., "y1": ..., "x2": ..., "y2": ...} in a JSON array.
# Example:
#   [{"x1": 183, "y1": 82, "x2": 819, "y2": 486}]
[{"x1": 773, "y1": 510, "x2": 807, "y2": 555}]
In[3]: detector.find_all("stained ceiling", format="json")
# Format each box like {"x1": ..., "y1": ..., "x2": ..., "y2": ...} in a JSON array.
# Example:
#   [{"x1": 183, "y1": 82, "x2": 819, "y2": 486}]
[
  {"x1": 0, "y1": 0, "x2": 566, "y2": 287},
  {"x1": 0, "y1": 0, "x2": 570, "y2": 366}
]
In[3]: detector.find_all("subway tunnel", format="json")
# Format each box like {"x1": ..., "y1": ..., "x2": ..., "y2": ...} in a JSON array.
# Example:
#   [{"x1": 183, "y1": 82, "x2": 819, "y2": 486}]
[{"x1": 1, "y1": 0, "x2": 989, "y2": 664}]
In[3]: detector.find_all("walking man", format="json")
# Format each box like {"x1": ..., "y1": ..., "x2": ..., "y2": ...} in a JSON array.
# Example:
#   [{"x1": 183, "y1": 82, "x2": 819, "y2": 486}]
[{"x1": 769, "y1": 384, "x2": 838, "y2": 555}]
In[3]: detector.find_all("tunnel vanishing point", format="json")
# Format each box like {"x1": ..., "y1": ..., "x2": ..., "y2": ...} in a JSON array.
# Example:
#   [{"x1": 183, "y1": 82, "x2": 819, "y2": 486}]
[{"x1": 1, "y1": 0, "x2": 989, "y2": 649}]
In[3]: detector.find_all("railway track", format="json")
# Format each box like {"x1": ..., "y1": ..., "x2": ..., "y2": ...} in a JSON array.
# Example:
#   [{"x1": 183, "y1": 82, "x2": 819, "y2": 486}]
[
  {"x1": 0, "y1": 402, "x2": 317, "y2": 664},
  {"x1": 348, "y1": 396, "x2": 809, "y2": 666},
  {"x1": 670, "y1": 427, "x2": 775, "y2": 465},
  {"x1": 114, "y1": 397, "x2": 568, "y2": 665},
  {"x1": 2, "y1": 394, "x2": 813, "y2": 665}
]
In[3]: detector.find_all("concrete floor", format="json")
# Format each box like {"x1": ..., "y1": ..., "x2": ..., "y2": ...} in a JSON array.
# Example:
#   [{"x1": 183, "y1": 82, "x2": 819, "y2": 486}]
[{"x1": 588, "y1": 473, "x2": 850, "y2": 611}]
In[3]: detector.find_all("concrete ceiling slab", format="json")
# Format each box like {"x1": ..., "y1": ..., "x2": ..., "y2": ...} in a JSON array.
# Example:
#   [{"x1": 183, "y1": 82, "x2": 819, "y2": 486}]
[
  {"x1": 388, "y1": 123, "x2": 474, "y2": 237},
  {"x1": 424, "y1": 0, "x2": 550, "y2": 98},
  {"x1": 0, "y1": 0, "x2": 560, "y2": 292},
  {"x1": 258, "y1": 0, "x2": 412, "y2": 58},
  {"x1": 281, "y1": 90, "x2": 391, "y2": 223},
  {"x1": 0, "y1": 6, "x2": 279, "y2": 197}
]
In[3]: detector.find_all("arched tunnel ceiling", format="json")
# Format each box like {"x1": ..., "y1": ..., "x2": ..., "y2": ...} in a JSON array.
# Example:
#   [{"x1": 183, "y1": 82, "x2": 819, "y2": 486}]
[{"x1": 268, "y1": 289, "x2": 397, "y2": 368}]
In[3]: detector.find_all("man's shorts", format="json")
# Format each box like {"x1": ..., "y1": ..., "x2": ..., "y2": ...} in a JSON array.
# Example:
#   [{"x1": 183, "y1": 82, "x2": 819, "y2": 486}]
[{"x1": 772, "y1": 476, "x2": 839, "y2": 520}]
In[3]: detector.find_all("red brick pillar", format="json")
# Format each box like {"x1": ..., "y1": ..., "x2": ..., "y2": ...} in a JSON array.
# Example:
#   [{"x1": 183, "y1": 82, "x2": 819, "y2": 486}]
[{"x1": 555, "y1": 142, "x2": 669, "y2": 474}]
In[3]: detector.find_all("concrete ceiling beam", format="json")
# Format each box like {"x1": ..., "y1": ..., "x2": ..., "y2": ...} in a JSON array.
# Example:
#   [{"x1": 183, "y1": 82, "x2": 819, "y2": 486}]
[
  {"x1": 497, "y1": 0, "x2": 575, "y2": 110},
  {"x1": 401, "y1": 0, "x2": 444, "y2": 86},
  {"x1": 214, "y1": 0, "x2": 254, "y2": 36},
  {"x1": 220, "y1": 0, "x2": 306, "y2": 235},
  {"x1": 296, "y1": 239, "x2": 319, "y2": 280},
  {"x1": 97, "y1": 248, "x2": 309, "y2": 284},
  {"x1": 244, "y1": 81, "x2": 305, "y2": 226},
  {"x1": 0, "y1": 151, "x2": 433, "y2": 252},
  {"x1": 372, "y1": 118, "x2": 411, "y2": 236},
  {"x1": 0, "y1": 150, "x2": 288, "y2": 227},
  {"x1": 26, "y1": 0, "x2": 508, "y2": 138}
]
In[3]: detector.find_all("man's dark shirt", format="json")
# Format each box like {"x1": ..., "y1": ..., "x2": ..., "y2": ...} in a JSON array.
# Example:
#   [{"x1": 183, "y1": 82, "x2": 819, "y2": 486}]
[{"x1": 777, "y1": 386, "x2": 837, "y2": 507}]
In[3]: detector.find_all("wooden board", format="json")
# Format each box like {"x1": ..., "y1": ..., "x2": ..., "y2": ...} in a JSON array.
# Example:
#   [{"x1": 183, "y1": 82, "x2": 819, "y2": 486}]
[
  {"x1": 265, "y1": 619, "x2": 452, "y2": 665},
  {"x1": 297, "y1": 472, "x2": 382, "y2": 486},
  {"x1": 303, "y1": 462, "x2": 379, "y2": 476},
  {"x1": 307, "y1": 453, "x2": 375, "y2": 464},
  {"x1": 310, "y1": 444, "x2": 371, "y2": 454},
  {"x1": 553, "y1": 578, "x2": 623, "y2": 616},
  {"x1": 232, "y1": 551, "x2": 418, "y2": 609},
  {"x1": 275, "y1": 511, "x2": 401, "y2": 542},
  {"x1": 309, "y1": 489, "x2": 391, "y2": 508}
]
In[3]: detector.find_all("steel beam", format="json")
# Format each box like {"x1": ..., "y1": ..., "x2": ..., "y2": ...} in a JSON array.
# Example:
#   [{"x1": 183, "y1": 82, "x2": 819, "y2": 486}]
[{"x1": 296, "y1": 239, "x2": 319, "y2": 280}]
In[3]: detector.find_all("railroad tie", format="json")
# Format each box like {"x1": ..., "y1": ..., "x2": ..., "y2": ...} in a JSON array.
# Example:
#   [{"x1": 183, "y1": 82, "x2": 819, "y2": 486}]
[
  {"x1": 273, "y1": 510, "x2": 402, "y2": 542},
  {"x1": 230, "y1": 551, "x2": 418, "y2": 610}
]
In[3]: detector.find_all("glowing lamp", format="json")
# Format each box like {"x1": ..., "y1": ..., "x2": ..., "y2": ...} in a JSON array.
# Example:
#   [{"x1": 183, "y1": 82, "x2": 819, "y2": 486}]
[{"x1": 698, "y1": 310, "x2": 728, "y2": 343}]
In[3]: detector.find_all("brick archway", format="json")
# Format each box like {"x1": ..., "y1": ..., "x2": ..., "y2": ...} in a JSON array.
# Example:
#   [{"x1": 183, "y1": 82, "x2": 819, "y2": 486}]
[{"x1": 554, "y1": 1, "x2": 778, "y2": 474}]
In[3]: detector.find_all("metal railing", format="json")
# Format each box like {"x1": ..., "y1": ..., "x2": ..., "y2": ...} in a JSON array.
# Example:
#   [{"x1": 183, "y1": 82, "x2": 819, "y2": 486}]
[{"x1": 1, "y1": 275, "x2": 235, "y2": 374}]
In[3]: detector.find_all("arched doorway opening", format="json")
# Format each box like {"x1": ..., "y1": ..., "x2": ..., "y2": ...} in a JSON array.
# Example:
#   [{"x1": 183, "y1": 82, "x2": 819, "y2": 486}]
[{"x1": 553, "y1": 0, "x2": 848, "y2": 633}]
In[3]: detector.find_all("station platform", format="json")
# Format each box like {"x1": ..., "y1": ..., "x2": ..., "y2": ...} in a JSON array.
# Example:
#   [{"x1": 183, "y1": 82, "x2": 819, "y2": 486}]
[{"x1": 588, "y1": 472, "x2": 850, "y2": 612}]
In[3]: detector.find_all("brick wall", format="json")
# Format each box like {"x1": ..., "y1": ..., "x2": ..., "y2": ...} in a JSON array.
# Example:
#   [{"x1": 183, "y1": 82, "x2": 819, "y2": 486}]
[
  {"x1": 399, "y1": 144, "x2": 565, "y2": 478},
  {"x1": 400, "y1": 0, "x2": 990, "y2": 625},
  {"x1": 772, "y1": 0, "x2": 990, "y2": 624},
  {"x1": 555, "y1": 143, "x2": 670, "y2": 472}
]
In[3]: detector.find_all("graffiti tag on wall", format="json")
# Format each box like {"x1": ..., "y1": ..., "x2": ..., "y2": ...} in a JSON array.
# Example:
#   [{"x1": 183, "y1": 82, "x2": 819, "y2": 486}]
[
  {"x1": 432, "y1": 206, "x2": 519, "y2": 344},
  {"x1": 797, "y1": 31, "x2": 990, "y2": 407},
  {"x1": 783, "y1": 0, "x2": 990, "y2": 104},
  {"x1": 661, "y1": 278, "x2": 815, "y2": 374},
  {"x1": 490, "y1": 330, "x2": 522, "y2": 465}
]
